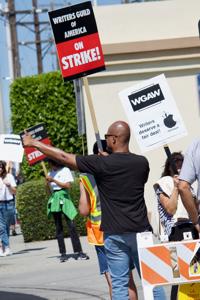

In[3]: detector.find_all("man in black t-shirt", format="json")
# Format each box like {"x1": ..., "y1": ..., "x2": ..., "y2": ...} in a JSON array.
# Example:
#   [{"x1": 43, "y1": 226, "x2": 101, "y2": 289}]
[
  {"x1": 77, "y1": 141, "x2": 150, "y2": 235},
  {"x1": 22, "y1": 121, "x2": 165, "y2": 300}
]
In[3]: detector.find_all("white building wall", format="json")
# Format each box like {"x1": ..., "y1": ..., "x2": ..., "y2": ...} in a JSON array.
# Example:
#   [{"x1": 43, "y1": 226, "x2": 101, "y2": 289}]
[
  {"x1": 82, "y1": 0, "x2": 200, "y2": 233},
  {"x1": 95, "y1": 0, "x2": 200, "y2": 43}
]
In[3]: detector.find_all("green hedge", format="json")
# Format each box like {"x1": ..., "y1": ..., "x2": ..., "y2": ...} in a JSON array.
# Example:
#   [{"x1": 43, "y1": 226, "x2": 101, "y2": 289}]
[
  {"x1": 10, "y1": 71, "x2": 87, "y2": 241},
  {"x1": 10, "y1": 71, "x2": 87, "y2": 181},
  {"x1": 16, "y1": 177, "x2": 86, "y2": 242}
]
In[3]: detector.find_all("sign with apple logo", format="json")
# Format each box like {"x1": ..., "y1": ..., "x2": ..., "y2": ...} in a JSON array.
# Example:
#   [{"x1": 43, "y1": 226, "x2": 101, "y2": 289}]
[{"x1": 119, "y1": 74, "x2": 187, "y2": 153}]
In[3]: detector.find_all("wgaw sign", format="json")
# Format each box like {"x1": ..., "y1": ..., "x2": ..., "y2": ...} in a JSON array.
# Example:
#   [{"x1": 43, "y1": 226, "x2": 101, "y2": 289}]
[{"x1": 119, "y1": 74, "x2": 187, "y2": 153}]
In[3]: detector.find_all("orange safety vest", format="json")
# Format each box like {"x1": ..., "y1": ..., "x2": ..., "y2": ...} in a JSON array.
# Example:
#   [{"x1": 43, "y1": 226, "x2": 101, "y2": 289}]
[{"x1": 80, "y1": 174, "x2": 104, "y2": 246}]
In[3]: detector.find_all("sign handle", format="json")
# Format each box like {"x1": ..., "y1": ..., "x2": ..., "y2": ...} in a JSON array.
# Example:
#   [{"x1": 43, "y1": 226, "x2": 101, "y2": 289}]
[
  {"x1": 163, "y1": 144, "x2": 178, "y2": 174},
  {"x1": 6, "y1": 161, "x2": 12, "y2": 173},
  {"x1": 41, "y1": 161, "x2": 48, "y2": 176},
  {"x1": 83, "y1": 77, "x2": 103, "y2": 151},
  {"x1": 41, "y1": 161, "x2": 52, "y2": 194}
]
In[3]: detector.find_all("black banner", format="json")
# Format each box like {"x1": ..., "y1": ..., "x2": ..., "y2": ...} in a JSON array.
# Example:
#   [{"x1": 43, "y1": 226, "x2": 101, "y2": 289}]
[
  {"x1": 48, "y1": 1, "x2": 97, "y2": 44},
  {"x1": 128, "y1": 84, "x2": 165, "y2": 112}
]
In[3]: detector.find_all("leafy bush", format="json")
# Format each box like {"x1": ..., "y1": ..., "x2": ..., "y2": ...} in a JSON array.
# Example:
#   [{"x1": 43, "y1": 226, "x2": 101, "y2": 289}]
[
  {"x1": 16, "y1": 178, "x2": 54, "y2": 242},
  {"x1": 10, "y1": 71, "x2": 87, "y2": 241},
  {"x1": 16, "y1": 177, "x2": 86, "y2": 242}
]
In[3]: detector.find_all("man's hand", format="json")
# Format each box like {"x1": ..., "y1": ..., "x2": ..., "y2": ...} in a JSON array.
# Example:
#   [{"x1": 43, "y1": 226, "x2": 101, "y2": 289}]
[
  {"x1": 98, "y1": 150, "x2": 109, "y2": 156},
  {"x1": 22, "y1": 131, "x2": 34, "y2": 147}
]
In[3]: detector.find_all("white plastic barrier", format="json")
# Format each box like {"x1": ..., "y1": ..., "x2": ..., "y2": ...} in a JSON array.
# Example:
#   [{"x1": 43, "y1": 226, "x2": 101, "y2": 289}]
[{"x1": 137, "y1": 232, "x2": 200, "y2": 300}]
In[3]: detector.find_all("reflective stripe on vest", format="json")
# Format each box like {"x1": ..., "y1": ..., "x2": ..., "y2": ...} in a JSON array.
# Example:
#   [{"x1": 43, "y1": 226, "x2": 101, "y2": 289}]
[
  {"x1": 80, "y1": 173, "x2": 103, "y2": 245},
  {"x1": 80, "y1": 174, "x2": 101, "y2": 225}
]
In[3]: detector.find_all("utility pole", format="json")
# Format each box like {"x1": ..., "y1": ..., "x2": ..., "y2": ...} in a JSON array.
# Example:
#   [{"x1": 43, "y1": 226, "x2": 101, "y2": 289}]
[
  {"x1": 0, "y1": 87, "x2": 5, "y2": 134},
  {"x1": 32, "y1": 0, "x2": 43, "y2": 74},
  {"x1": 1, "y1": 0, "x2": 70, "y2": 78},
  {"x1": 7, "y1": 0, "x2": 21, "y2": 78}
]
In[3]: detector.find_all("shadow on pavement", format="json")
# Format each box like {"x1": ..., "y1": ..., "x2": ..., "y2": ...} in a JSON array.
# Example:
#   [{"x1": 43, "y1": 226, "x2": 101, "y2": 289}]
[
  {"x1": 0, "y1": 291, "x2": 47, "y2": 300},
  {"x1": 14, "y1": 247, "x2": 46, "y2": 255},
  {"x1": 48, "y1": 252, "x2": 84, "y2": 260}
]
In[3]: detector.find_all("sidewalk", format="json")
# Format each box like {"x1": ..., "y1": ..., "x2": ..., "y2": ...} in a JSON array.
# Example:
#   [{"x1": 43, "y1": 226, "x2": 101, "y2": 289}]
[
  {"x1": 0, "y1": 227, "x2": 143, "y2": 300},
  {"x1": 0, "y1": 227, "x2": 170, "y2": 300}
]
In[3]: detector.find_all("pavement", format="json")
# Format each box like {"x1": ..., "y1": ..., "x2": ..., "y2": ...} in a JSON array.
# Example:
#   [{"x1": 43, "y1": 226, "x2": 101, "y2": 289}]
[{"x1": 0, "y1": 226, "x2": 170, "y2": 300}]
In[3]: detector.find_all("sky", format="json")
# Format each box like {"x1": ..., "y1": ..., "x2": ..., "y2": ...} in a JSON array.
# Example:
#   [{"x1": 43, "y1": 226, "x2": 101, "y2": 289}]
[{"x1": 0, "y1": 0, "x2": 123, "y2": 132}]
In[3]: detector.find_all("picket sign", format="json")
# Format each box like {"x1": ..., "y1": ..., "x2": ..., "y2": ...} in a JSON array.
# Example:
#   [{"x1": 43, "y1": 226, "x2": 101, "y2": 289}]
[
  {"x1": 137, "y1": 232, "x2": 200, "y2": 300},
  {"x1": 48, "y1": 1, "x2": 105, "y2": 152}
]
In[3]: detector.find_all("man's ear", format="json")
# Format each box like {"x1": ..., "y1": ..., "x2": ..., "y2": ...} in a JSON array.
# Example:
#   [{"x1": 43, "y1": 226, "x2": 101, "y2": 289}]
[{"x1": 112, "y1": 136, "x2": 117, "y2": 144}]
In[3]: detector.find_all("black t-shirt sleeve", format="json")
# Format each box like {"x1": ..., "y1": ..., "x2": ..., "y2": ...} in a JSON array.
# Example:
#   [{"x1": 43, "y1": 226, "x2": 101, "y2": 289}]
[{"x1": 76, "y1": 154, "x2": 102, "y2": 176}]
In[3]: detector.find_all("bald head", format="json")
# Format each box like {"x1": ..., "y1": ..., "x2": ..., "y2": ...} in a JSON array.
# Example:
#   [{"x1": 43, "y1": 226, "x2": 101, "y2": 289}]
[
  {"x1": 109, "y1": 121, "x2": 130, "y2": 143},
  {"x1": 106, "y1": 121, "x2": 130, "y2": 151}
]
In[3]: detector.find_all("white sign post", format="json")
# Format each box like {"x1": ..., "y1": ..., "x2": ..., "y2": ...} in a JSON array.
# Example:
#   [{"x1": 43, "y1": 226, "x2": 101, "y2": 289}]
[
  {"x1": 0, "y1": 134, "x2": 24, "y2": 162},
  {"x1": 119, "y1": 74, "x2": 187, "y2": 153}
]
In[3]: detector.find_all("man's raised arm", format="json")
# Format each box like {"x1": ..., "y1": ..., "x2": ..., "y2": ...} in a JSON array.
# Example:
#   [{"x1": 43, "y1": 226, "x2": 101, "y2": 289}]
[{"x1": 22, "y1": 131, "x2": 78, "y2": 170}]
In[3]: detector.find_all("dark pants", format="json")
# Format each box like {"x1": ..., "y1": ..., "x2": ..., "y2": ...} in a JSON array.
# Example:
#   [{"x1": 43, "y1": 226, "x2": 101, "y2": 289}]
[
  {"x1": 169, "y1": 222, "x2": 199, "y2": 300},
  {"x1": 53, "y1": 212, "x2": 83, "y2": 255}
]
